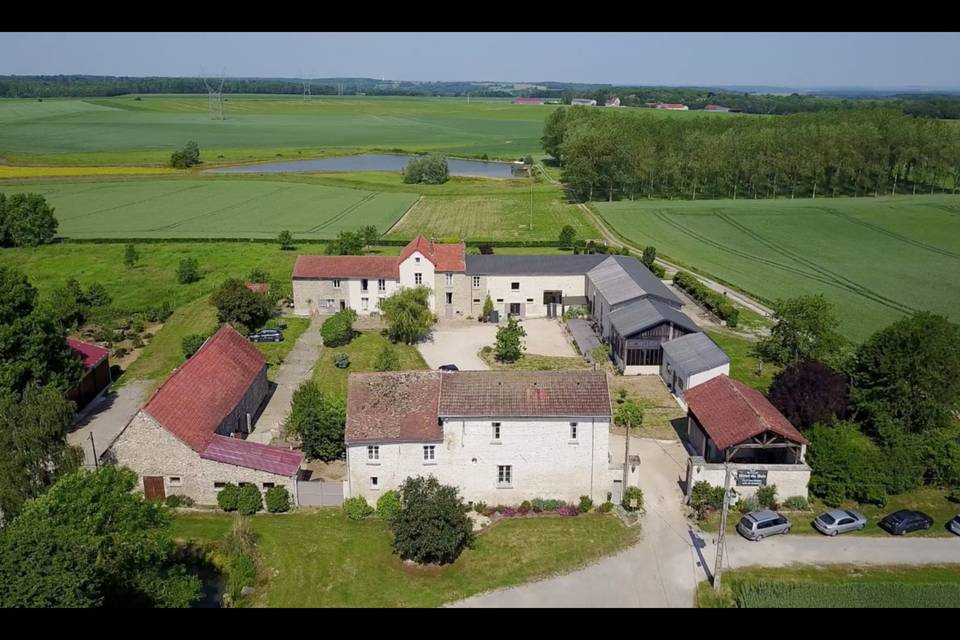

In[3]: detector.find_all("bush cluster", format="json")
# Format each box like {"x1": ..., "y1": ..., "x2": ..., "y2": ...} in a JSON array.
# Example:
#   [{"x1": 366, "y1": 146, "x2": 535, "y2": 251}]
[
  {"x1": 343, "y1": 496, "x2": 374, "y2": 521},
  {"x1": 672, "y1": 271, "x2": 739, "y2": 327},
  {"x1": 689, "y1": 481, "x2": 727, "y2": 520},
  {"x1": 265, "y1": 486, "x2": 291, "y2": 513},
  {"x1": 376, "y1": 490, "x2": 401, "y2": 523},
  {"x1": 402, "y1": 153, "x2": 449, "y2": 184},
  {"x1": 320, "y1": 309, "x2": 356, "y2": 347},
  {"x1": 622, "y1": 486, "x2": 644, "y2": 512}
]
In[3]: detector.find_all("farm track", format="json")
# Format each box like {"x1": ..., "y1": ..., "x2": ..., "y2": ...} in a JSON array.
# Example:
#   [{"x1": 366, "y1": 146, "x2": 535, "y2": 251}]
[
  {"x1": 814, "y1": 205, "x2": 960, "y2": 261},
  {"x1": 305, "y1": 192, "x2": 379, "y2": 233},
  {"x1": 383, "y1": 195, "x2": 423, "y2": 236},
  {"x1": 54, "y1": 182, "x2": 208, "y2": 222}
]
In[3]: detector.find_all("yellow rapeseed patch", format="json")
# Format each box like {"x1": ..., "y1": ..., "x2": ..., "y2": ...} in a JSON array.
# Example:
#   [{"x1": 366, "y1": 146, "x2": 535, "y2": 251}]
[{"x1": 0, "y1": 165, "x2": 178, "y2": 178}]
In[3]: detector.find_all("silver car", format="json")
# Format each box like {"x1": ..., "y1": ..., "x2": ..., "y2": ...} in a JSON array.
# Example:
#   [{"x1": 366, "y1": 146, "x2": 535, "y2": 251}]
[
  {"x1": 950, "y1": 515, "x2": 960, "y2": 536},
  {"x1": 813, "y1": 509, "x2": 867, "y2": 536},
  {"x1": 736, "y1": 510, "x2": 791, "y2": 541}
]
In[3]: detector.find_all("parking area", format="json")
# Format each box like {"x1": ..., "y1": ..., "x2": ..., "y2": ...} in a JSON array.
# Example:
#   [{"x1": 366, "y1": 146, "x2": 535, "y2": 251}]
[{"x1": 417, "y1": 318, "x2": 579, "y2": 371}]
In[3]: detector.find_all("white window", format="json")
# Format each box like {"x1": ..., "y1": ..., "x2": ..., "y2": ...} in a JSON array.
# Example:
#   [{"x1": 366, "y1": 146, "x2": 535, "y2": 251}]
[
  {"x1": 378, "y1": 279, "x2": 386, "y2": 293},
  {"x1": 492, "y1": 422, "x2": 501, "y2": 440},
  {"x1": 361, "y1": 297, "x2": 369, "y2": 311},
  {"x1": 473, "y1": 276, "x2": 481, "y2": 289},
  {"x1": 445, "y1": 273, "x2": 453, "y2": 286},
  {"x1": 414, "y1": 273, "x2": 422, "y2": 285},
  {"x1": 367, "y1": 445, "x2": 380, "y2": 462},
  {"x1": 570, "y1": 422, "x2": 579, "y2": 440},
  {"x1": 370, "y1": 476, "x2": 379, "y2": 489},
  {"x1": 169, "y1": 476, "x2": 182, "y2": 487},
  {"x1": 497, "y1": 465, "x2": 512, "y2": 487},
  {"x1": 423, "y1": 445, "x2": 436, "y2": 463},
  {"x1": 333, "y1": 279, "x2": 341, "y2": 289}
]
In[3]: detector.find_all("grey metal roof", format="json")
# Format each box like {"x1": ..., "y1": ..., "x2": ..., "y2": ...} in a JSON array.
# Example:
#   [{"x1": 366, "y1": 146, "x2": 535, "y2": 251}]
[
  {"x1": 661, "y1": 332, "x2": 730, "y2": 378},
  {"x1": 466, "y1": 254, "x2": 608, "y2": 276},
  {"x1": 609, "y1": 298, "x2": 700, "y2": 338},
  {"x1": 587, "y1": 256, "x2": 681, "y2": 307}
]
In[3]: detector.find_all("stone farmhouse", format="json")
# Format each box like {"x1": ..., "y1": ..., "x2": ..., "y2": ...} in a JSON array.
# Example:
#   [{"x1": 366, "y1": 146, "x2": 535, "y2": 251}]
[
  {"x1": 344, "y1": 370, "x2": 613, "y2": 505},
  {"x1": 104, "y1": 325, "x2": 303, "y2": 505},
  {"x1": 682, "y1": 375, "x2": 811, "y2": 500}
]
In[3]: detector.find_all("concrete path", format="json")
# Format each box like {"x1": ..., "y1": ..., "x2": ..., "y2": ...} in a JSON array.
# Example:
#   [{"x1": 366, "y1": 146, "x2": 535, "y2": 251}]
[
  {"x1": 67, "y1": 380, "x2": 150, "y2": 468},
  {"x1": 248, "y1": 316, "x2": 325, "y2": 444},
  {"x1": 452, "y1": 436, "x2": 707, "y2": 608}
]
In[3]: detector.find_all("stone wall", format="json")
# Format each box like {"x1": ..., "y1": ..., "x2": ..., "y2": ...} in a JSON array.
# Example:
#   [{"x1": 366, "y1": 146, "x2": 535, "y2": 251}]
[
  {"x1": 685, "y1": 456, "x2": 811, "y2": 500},
  {"x1": 434, "y1": 272, "x2": 472, "y2": 319},
  {"x1": 347, "y1": 416, "x2": 611, "y2": 505},
  {"x1": 106, "y1": 411, "x2": 299, "y2": 505},
  {"x1": 293, "y1": 278, "x2": 400, "y2": 316}
]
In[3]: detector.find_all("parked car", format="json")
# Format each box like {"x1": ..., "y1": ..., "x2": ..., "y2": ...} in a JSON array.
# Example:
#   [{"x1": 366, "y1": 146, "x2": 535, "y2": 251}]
[
  {"x1": 878, "y1": 510, "x2": 933, "y2": 535},
  {"x1": 948, "y1": 515, "x2": 960, "y2": 536},
  {"x1": 248, "y1": 328, "x2": 283, "y2": 343},
  {"x1": 438, "y1": 364, "x2": 459, "y2": 372},
  {"x1": 736, "y1": 510, "x2": 791, "y2": 541},
  {"x1": 813, "y1": 509, "x2": 867, "y2": 536}
]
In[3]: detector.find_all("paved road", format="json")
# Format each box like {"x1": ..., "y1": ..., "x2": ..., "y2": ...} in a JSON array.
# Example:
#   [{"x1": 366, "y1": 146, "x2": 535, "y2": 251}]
[
  {"x1": 67, "y1": 380, "x2": 150, "y2": 467},
  {"x1": 248, "y1": 315, "x2": 325, "y2": 444}
]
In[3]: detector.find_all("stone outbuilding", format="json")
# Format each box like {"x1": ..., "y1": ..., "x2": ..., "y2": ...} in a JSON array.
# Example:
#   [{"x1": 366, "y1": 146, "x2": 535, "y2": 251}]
[{"x1": 104, "y1": 325, "x2": 303, "y2": 505}]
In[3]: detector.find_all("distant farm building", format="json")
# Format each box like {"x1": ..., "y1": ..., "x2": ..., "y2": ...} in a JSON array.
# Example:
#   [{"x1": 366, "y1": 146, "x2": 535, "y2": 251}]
[
  {"x1": 605, "y1": 97, "x2": 621, "y2": 107},
  {"x1": 66, "y1": 338, "x2": 111, "y2": 412},
  {"x1": 571, "y1": 98, "x2": 598, "y2": 106},
  {"x1": 704, "y1": 104, "x2": 732, "y2": 112},
  {"x1": 656, "y1": 103, "x2": 689, "y2": 111},
  {"x1": 512, "y1": 97, "x2": 546, "y2": 105},
  {"x1": 544, "y1": 98, "x2": 563, "y2": 104}
]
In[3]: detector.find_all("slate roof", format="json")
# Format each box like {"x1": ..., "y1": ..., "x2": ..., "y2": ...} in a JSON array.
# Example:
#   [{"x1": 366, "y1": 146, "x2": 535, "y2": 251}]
[
  {"x1": 201, "y1": 435, "x2": 303, "y2": 476},
  {"x1": 684, "y1": 375, "x2": 808, "y2": 451},
  {"x1": 661, "y1": 332, "x2": 730, "y2": 378},
  {"x1": 587, "y1": 256, "x2": 680, "y2": 307},
  {"x1": 609, "y1": 298, "x2": 699, "y2": 338},
  {"x1": 143, "y1": 324, "x2": 267, "y2": 453},
  {"x1": 466, "y1": 254, "x2": 610, "y2": 276},
  {"x1": 67, "y1": 338, "x2": 109, "y2": 370},
  {"x1": 398, "y1": 234, "x2": 466, "y2": 272},
  {"x1": 345, "y1": 372, "x2": 443, "y2": 444},
  {"x1": 438, "y1": 370, "x2": 611, "y2": 418},
  {"x1": 293, "y1": 255, "x2": 399, "y2": 279}
]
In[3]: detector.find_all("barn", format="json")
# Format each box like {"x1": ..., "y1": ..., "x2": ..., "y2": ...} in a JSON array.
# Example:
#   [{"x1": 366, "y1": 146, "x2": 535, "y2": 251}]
[{"x1": 66, "y1": 338, "x2": 111, "y2": 412}]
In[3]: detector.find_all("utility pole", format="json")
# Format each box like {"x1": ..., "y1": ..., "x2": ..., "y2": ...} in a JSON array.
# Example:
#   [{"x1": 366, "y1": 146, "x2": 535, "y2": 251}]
[
  {"x1": 713, "y1": 450, "x2": 735, "y2": 593},
  {"x1": 529, "y1": 174, "x2": 534, "y2": 232},
  {"x1": 89, "y1": 432, "x2": 99, "y2": 470}
]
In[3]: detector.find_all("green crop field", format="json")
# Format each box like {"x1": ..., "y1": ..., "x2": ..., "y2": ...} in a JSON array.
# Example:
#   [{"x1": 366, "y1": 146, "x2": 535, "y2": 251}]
[
  {"x1": 595, "y1": 195, "x2": 960, "y2": 341},
  {"x1": 0, "y1": 178, "x2": 418, "y2": 239},
  {"x1": 0, "y1": 95, "x2": 556, "y2": 165}
]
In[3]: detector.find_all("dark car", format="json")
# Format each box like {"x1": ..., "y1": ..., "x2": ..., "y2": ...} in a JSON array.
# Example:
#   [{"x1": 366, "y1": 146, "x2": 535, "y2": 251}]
[
  {"x1": 438, "y1": 364, "x2": 459, "y2": 372},
  {"x1": 878, "y1": 510, "x2": 933, "y2": 535},
  {"x1": 249, "y1": 328, "x2": 283, "y2": 343}
]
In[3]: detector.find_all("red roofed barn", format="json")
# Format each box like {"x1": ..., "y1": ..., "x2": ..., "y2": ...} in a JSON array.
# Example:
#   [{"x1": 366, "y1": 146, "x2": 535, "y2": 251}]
[
  {"x1": 104, "y1": 325, "x2": 304, "y2": 505},
  {"x1": 682, "y1": 375, "x2": 811, "y2": 499},
  {"x1": 66, "y1": 338, "x2": 111, "y2": 412}
]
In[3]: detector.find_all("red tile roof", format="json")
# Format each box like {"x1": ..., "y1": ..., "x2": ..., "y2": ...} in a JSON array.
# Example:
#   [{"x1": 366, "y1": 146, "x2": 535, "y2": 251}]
[
  {"x1": 398, "y1": 234, "x2": 466, "y2": 272},
  {"x1": 143, "y1": 325, "x2": 267, "y2": 453},
  {"x1": 346, "y1": 372, "x2": 443, "y2": 444},
  {"x1": 201, "y1": 435, "x2": 303, "y2": 477},
  {"x1": 293, "y1": 255, "x2": 399, "y2": 279},
  {"x1": 684, "y1": 375, "x2": 808, "y2": 450},
  {"x1": 67, "y1": 338, "x2": 109, "y2": 371},
  {"x1": 439, "y1": 370, "x2": 611, "y2": 418}
]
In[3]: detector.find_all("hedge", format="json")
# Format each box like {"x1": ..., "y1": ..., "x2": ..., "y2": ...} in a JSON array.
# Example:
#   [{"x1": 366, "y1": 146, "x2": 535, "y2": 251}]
[{"x1": 672, "y1": 271, "x2": 740, "y2": 327}]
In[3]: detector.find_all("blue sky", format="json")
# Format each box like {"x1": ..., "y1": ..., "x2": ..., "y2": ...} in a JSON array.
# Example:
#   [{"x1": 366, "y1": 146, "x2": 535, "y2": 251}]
[{"x1": 2, "y1": 32, "x2": 958, "y2": 88}]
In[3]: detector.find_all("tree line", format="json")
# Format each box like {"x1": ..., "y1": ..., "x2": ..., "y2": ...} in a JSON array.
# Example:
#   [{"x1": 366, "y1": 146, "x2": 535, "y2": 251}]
[{"x1": 543, "y1": 107, "x2": 960, "y2": 202}]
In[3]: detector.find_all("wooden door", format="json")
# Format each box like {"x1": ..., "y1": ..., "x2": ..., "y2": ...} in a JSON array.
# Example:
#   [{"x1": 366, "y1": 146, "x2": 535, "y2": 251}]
[{"x1": 143, "y1": 476, "x2": 166, "y2": 501}]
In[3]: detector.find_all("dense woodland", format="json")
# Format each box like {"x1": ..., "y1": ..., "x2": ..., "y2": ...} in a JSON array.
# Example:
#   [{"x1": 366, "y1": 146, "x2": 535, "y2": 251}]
[{"x1": 544, "y1": 107, "x2": 960, "y2": 202}]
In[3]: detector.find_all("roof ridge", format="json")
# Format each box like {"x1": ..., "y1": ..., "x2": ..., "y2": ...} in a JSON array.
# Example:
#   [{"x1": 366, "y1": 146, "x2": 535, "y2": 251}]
[{"x1": 726, "y1": 376, "x2": 771, "y2": 431}]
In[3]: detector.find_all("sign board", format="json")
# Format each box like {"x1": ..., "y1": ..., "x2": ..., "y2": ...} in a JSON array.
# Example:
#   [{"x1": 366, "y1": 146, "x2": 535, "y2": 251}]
[{"x1": 735, "y1": 469, "x2": 768, "y2": 487}]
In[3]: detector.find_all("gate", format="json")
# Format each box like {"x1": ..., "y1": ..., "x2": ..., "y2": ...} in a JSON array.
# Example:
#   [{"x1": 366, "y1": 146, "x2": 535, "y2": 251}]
[{"x1": 297, "y1": 480, "x2": 344, "y2": 507}]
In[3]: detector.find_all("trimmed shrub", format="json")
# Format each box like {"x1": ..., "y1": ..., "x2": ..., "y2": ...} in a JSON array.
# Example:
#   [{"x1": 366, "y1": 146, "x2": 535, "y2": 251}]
[
  {"x1": 217, "y1": 484, "x2": 240, "y2": 512},
  {"x1": 755, "y1": 484, "x2": 778, "y2": 510},
  {"x1": 673, "y1": 271, "x2": 739, "y2": 327},
  {"x1": 164, "y1": 494, "x2": 194, "y2": 508},
  {"x1": 376, "y1": 490, "x2": 402, "y2": 523},
  {"x1": 343, "y1": 496, "x2": 374, "y2": 521},
  {"x1": 689, "y1": 481, "x2": 726, "y2": 520},
  {"x1": 578, "y1": 495, "x2": 593, "y2": 513},
  {"x1": 597, "y1": 501, "x2": 614, "y2": 513},
  {"x1": 391, "y1": 476, "x2": 473, "y2": 565},
  {"x1": 531, "y1": 498, "x2": 564, "y2": 512},
  {"x1": 558, "y1": 504, "x2": 580, "y2": 516},
  {"x1": 320, "y1": 309, "x2": 356, "y2": 347},
  {"x1": 622, "y1": 486, "x2": 644, "y2": 511},
  {"x1": 237, "y1": 484, "x2": 263, "y2": 516},
  {"x1": 264, "y1": 486, "x2": 291, "y2": 513},
  {"x1": 783, "y1": 495, "x2": 810, "y2": 511}
]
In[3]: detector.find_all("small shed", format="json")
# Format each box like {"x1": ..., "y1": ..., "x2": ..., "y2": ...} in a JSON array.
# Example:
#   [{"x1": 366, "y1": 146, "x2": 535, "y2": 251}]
[
  {"x1": 66, "y1": 338, "x2": 111, "y2": 412},
  {"x1": 660, "y1": 332, "x2": 730, "y2": 399}
]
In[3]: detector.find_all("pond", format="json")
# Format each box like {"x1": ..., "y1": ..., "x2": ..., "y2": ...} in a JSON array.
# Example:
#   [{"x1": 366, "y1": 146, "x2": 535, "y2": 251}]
[{"x1": 205, "y1": 153, "x2": 524, "y2": 179}]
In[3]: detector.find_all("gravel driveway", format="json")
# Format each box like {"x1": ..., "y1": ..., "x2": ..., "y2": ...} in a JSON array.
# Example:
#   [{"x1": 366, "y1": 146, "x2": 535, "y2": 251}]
[
  {"x1": 67, "y1": 380, "x2": 150, "y2": 468},
  {"x1": 418, "y1": 318, "x2": 578, "y2": 371}
]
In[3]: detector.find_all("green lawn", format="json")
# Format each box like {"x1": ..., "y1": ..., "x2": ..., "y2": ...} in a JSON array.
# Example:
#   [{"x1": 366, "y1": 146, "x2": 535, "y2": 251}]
[
  {"x1": 594, "y1": 195, "x2": 960, "y2": 341},
  {"x1": 704, "y1": 328, "x2": 779, "y2": 392},
  {"x1": 170, "y1": 509, "x2": 639, "y2": 607},
  {"x1": 0, "y1": 178, "x2": 417, "y2": 240},
  {"x1": 698, "y1": 564, "x2": 960, "y2": 608},
  {"x1": 479, "y1": 349, "x2": 589, "y2": 371},
  {"x1": 698, "y1": 487, "x2": 960, "y2": 539},
  {"x1": 0, "y1": 95, "x2": 556, "y2": 165},
  {"x1": 312, "y1": 330, "x2": 428, "y2": 399}
]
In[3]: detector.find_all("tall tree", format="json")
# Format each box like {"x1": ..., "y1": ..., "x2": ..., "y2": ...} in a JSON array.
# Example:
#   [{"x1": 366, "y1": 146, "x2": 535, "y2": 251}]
[
  {"x1": 494, "y1": 317, "x2": 527, "y2": 363},
  {"x1": 1, "y1": 193, "x2": 58, "y2": 247},
  {"x1": 614, "y1": 399, "x2": 644, "y2": 489},
  {"x1": 767, "y1": 360, "x2": 849, "y2": 430},
  {"x1": 754, "y1": 295, "x2": 845, "y2": 367},
  {"x1": 209, "y1": 278, "x2": 273, "y2": 331},
  {"x1": 379, "y1": 286, "x2": 434, "y2": 344},
  {"x1": 286, "y1": 382, "x2": 346, "y2": 461}
]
